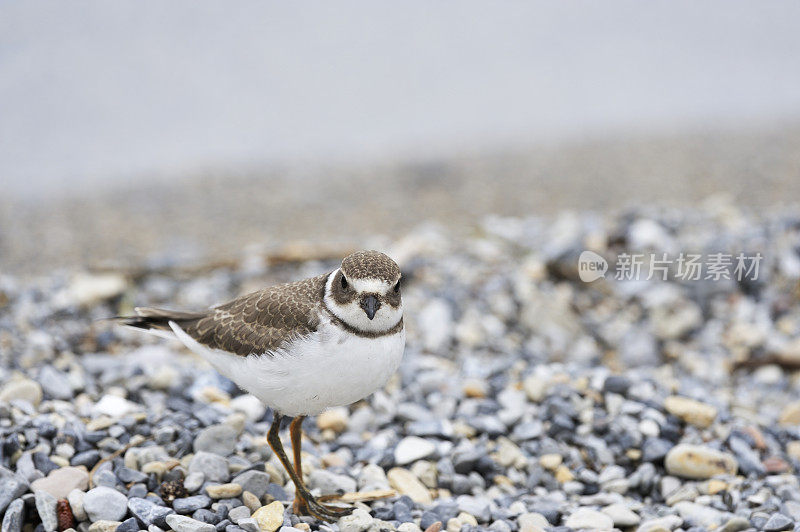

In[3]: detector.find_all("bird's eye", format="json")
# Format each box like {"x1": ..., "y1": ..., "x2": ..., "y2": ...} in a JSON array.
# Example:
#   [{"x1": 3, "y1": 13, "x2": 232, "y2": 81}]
[
  {"x1": 340, "y1": 275, "x2": 348, "y2": 290},
  {"x1": 393, "y1": 280, "x2": 401, "y2": 293}
]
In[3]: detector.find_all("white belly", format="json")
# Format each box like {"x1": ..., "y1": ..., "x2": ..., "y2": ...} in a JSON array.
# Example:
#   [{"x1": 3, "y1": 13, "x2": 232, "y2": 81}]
[{"x1": 170, "y1": 320, "x2": 405, "y2": 416}]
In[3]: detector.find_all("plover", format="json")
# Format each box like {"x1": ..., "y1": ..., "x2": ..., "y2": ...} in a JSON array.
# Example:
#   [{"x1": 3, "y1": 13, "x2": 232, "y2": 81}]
[{"x1": 121, "y1": 250, "x2": 405, "y2": 520}]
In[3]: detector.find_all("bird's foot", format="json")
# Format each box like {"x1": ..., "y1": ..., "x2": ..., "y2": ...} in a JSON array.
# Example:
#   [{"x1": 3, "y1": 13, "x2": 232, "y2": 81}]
[{"x1": 293, "y1": 493, "x2": 352, "y2": 521}]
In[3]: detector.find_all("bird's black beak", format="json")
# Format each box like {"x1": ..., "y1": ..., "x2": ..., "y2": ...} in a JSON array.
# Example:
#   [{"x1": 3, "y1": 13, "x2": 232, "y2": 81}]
[{"x1": 360, "y1": 294, "x2": 380, "y2": 320}]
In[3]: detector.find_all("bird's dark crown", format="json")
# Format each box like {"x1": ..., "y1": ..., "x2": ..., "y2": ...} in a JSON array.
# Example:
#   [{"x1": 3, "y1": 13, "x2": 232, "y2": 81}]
[{"x1": 340, "y1": 250, "x2": 400, "y2": 282}]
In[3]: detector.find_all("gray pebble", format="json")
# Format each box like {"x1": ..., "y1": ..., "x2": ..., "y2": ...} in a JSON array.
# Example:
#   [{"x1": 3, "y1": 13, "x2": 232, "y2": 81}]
[{"x1": 83, "y1": 486, "x2": 128, "y2": 522}]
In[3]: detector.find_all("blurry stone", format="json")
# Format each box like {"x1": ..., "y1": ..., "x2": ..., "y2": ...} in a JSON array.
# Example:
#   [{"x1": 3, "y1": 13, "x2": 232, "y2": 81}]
[
  {"x1": 193, "y1": 424, "x2": 238, "y2": 456},
  {"x1": 60, "y1": 273, "x2": 127, "y2": 307},
  {"x1": 205, "y1": 483, "x2": 242, "y2": 498},
  {"x1": 779, "y1": 401, "x2": 800, "y2": 426},
  {"x1": 522, "y1": 375, "x2": 548, "y2": 402},
  {"x1": 517, "y1": 512, "x2": 549, "y2": 532},
  {"x1": 188, "y1": 452, "x2": 229, "y2": 482},
  {"x1": 418, "y1": 299, "x2": 453, "y2": 352},
  {"x1": 165, "y1": 514, "x2": 216, "y2": 532},
  {"x1": 317, "y1": 408, "x2": 348, "y2": 433},
  {"x1": 0, "y1": 378, "x2": 43, "y2": 407},
  {"x1": 388, "y1": 468, "x2": 431, "y2": 504},
  {"x1": 602, "y1": 503, "x2": 639, "y2": 527},
  {"x1": 395, "y1": 437, "x2": 436, "y2": 465},
  {"x1": 230, "y1": 395, "x2": 266, "y2": 423},
  {"x1": 83, "y1": 486, "x2": 128, "y2": 522},
  {"x1": 1, "y1": 498, "x2": 24, "y2": 532},
  {"x1": 87, "y1": 521, "x2": 123, "y2": 532},
  {"x1": 538, "y1": 454, "x2": 562, "y2": 471},
  {"x1": 232, "y1": 470, "x2": 270, "y2": 499},
  {"x1": 462, "y1": 379, "x2": 488, "y2": 399},
  {"x1": 251, "y1": 501, "x2": 284, "y2": 532},
  {"x1": 307, "y1": 469, "x2": 356, "y2": 495},
  {"x1": 664, "y1": 396, "x2": 717, "y2": 428},
  {"x1": 38, "y1": 366, "x2": 74, "y2": 400},
  {"x1": 337, "y1": 508, "x2": 374, "y2": 532},
  {"x1": 34, "y1": 490, "x2": 58, "y2": 532},
  {"x1": 665, "y1": 444, "x2": 737, "y2": 479},
  {"x1": 564, "y1": 508, "x2": 614, "y2": 530},
  {"x1": 68, "y1": 489, "x2": 88, "y2": 521},
  {"x1": 93, "y1": 395, "x2": 141, "y2": 417},
  {"x1": 30, "y1": 467, "x2": 89, "y2": 499}
]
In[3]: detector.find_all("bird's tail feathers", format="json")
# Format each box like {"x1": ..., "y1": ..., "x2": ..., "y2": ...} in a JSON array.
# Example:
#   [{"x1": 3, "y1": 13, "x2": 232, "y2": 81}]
[{"x1": 116, "y1": 307, "x2": 206, "y2": 332}]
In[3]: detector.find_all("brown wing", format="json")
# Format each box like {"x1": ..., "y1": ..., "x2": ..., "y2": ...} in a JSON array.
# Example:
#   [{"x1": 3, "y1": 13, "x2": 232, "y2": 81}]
[{"x1": 182, "y1": 273, "x2": 328, "y2": 357}]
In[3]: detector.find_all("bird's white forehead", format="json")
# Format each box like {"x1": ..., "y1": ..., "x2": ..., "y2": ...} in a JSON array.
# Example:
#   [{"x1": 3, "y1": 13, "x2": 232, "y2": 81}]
[{"x1": 350, "y1": 277, "x2": 393, "y2": 294}]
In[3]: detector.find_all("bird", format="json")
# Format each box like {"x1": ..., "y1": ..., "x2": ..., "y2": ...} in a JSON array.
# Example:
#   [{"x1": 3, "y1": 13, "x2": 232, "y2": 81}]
[{"x1": 120, "y1": 250, "x2": 405, "y2": 520}]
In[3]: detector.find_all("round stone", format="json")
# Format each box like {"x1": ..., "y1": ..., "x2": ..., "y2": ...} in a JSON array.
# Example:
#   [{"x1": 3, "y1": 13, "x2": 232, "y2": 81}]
[
  {"x1": 665, "y1": 444, "x2": 737, "y2": 479},
  {"x1": 83, "y1": 486, "x2": 128, "y2": 522}
]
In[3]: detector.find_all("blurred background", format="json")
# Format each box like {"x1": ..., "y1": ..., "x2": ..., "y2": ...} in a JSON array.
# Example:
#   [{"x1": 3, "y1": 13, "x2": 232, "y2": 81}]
[{"x1": 2, "y1": 1, "x2": 800, "y2": 275}]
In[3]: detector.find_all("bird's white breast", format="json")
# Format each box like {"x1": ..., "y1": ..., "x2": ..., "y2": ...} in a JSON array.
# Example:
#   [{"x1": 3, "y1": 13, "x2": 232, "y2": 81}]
[{"x1": 170, "y1": 317, "x2": 405, "y2": 416}]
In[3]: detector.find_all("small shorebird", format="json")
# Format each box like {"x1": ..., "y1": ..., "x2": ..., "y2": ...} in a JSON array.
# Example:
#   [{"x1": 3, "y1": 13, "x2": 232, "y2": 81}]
[{"x1": 121, "y1": 250, "x2": 405, "y2": 520}]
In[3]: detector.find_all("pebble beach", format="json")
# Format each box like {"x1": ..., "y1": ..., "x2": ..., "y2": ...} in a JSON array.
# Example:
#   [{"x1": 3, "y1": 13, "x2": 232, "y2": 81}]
[{"x1": 2, "y1": 204, "x2": 800, "y2": 532}]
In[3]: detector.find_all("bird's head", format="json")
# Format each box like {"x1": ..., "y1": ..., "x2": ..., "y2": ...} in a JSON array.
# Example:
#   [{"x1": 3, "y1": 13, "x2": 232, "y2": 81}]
[{"x1": 324, "y1": 250, "x2": 403, "y2": 334}]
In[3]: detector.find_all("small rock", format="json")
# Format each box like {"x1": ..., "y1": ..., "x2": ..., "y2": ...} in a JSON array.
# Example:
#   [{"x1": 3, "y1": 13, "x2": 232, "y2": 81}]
[
  {"x1": 241, "y1": 492, "x2": 260, "y2": 513},
  {"x1": 307, "y1": 469, "x2": 357, "y2": 495},
  {"x1": 38, "y1": 366, "x2": 74, "y2": 400},
  {"x1": 62, "y1": 272, "x2": 126, "y2": 306},
  {"x1": 231, "y1": 470, "x2": 270, "y2": 499},
  {"x1": 673, "y1": 501, "x2": 726, "y2": 528},
  {"x1": 517, "y1": 512, "x2": 550, "y2": 532},
  {"x1": 564, "y1": 508, "x2": 614, "y2": 530},
  {"x1": 165, "y1": 514, "x2": 216, "y2": 532},
  {"x1": 205, "y1": 483, "x2": 242, "y2": 499},
  {"x1": 456, "y1": 496, "x2": 491, "y2": 523},
  {"x1": 395, "y1": 437, "x2": 436, "y2": 465},
  {"x1": 721, "y1": 516, "x2": 751, "y2": 532},
  {"x1": 317, "y1": 408, "x2": 349, "y2": 432},
  {"x1": 252, "y1": 501, "x2": 284, "y2": 532},
  {"x1": 228, "y1": 505, "x2": 251, "y2": 523},
  {"x1": 387, "y1": 468, "x2": 432, "y2": 504},
  {"x1": 763, "y1": 513, "x2": 793, "y2": 531},
  {"x1": 602, "y1": 503, "x2": 640, "y2": 527},
  {"x1": 462, "y1": 379, "x2": 488, "y2": 398},
  {"x1": 83, "y1": 486, "x2": 128, "y2": 522},
  {"x1": 538, "y1": 454, "x2": 562, "y2": 471},
  {"x1": 665, "y1": 444, "x2": 737, "y2": 479},
  {"x1": 189, "y1": 452, "x2": 229, "y2": 483},
  {"x1": 30, "y1": 467, "x2": 89, "y2": 500},
  {"x1": 68, "y1": 489, "x2": 88, "y2": 521},
  {"x1": 358, "y1": 464, "x2": 390, "y2": 491},
  {"x1": 193, "y1": 425, "x2": 238, "y2": 456},
  {"x1": 664, "y1": 396, "x2": 718, "y2": 428},
  {"x1": 35, "y1": 490, "x2": 58, "y2": 532},
  {"x1": 522, "y1": 375, "x2": 547, "y2": 402},
  {"x1": 779, "y1": 401, "x2": 800, "y2": 426},
  {"x1": 337, "y1": 508, "x2": 374, "y2": 532},
  {"x1": 184, "y1": 472, "x2": 205, "y2": 493},
  {"x1": 1, "y1": 498, "x2": 24, "y2": 532},
  {"x1": 0, "y1": 378, "x2": 43, "y2": 407},
  {"x1": 0, "y1": 478, "x2": 28, "y2": 515},
  {"x1": 636, "y1": 515, "x2": 683, "y2": 532},
  {"x1": 238, "y1": 517, "x2": 260, "y2": 532},
  {"x1": 93, "y1": 395, "x2": 141, "y2": 418},
  {"x1": 172, "y1": 495, "x2": 212, "y2": 514},
  {"x1": 87, "y1": 521, "x2": 123, "y2": 532},
  {"x1": 127, "y1": 497, "x2": 174, "y2": 528},
  {"x1": 230, "y1": 394, "x2": 267, "y2": 422}
]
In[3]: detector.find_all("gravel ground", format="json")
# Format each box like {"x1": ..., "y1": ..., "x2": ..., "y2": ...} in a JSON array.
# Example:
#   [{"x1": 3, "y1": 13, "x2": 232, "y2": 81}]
[{"x1": 2, "y1": 204, "x2": 800, "y2": 532}]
